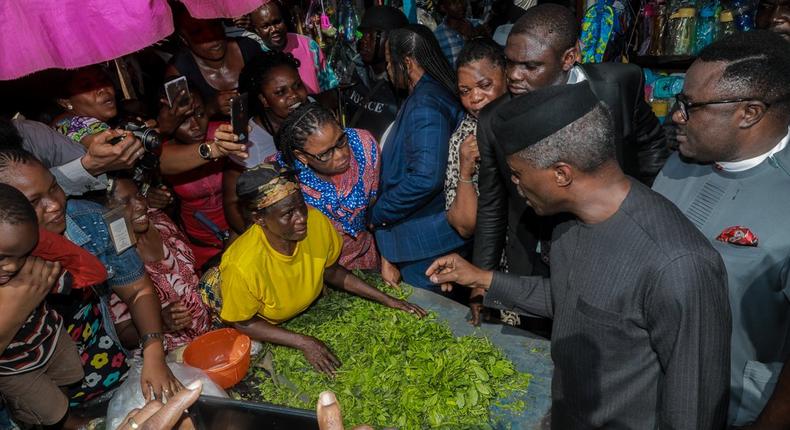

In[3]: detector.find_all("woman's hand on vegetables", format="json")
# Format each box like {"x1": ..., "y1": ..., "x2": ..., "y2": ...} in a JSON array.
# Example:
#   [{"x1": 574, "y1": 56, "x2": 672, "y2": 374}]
[
  {"x1": 425, "y1": 253, "x2": 494, "y2": 292},
  {"x1": 385, "y1": 298, "x2": 428, "y2": 318},
  {"x1": 298, "y1": 336, "x2": 341, "y2": 377},
  {"x1": 118, "y1": 380, "x2": 202, "y2": 430},
  {"x1": 459, "y1": 134, "x2": 480, "y2": 179},
  {"x1": 317, "y1": 391, "x2": 374, "y2": 430},
  {"x1": 162, "y1": 301, "x2": 191, "y2": 332},
  {"x1": 380, "y1": 257, "x2": 401, "y2": 289},
  {"x1": 146, "y1": 185, "x2": 173, "y2": 209},
  {"x1": 157, "y1": 92, "x2": 194, "y2": 136},
  {"x1": 140, "y1": 348, "x2": 183, "y2": 401},
  {"x1": 211, "y1": 124, "x2": 248, "y2": 160}
]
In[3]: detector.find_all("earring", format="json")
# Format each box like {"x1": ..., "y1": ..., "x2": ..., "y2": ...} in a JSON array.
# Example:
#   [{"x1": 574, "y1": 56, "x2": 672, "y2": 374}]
[{"x1": 66, "y1": 103, "x2": 73, "y2": 111}]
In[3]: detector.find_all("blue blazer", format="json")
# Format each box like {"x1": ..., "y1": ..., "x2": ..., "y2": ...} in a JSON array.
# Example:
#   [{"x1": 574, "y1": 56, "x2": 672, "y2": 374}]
[{"x1": 371, "y1": 74, "x2": 467, "y2": 263}]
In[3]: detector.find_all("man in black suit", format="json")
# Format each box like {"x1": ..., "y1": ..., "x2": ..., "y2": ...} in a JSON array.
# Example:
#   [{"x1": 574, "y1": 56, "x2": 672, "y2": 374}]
[{"x1": 472, "y1": 4, "x2": 669, "y2": 302}]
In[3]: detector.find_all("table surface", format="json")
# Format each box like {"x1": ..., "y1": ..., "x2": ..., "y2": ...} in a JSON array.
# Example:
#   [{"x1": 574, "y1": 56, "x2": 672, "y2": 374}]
[{"x1": 408, "y1": 288, "x2": 553, "y2": 430}]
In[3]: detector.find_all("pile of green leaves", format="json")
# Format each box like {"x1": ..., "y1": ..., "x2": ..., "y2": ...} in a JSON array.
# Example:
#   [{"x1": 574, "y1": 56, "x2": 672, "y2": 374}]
[{"x1": 236, "y1": 274, "x2": 532, "y2": 429}]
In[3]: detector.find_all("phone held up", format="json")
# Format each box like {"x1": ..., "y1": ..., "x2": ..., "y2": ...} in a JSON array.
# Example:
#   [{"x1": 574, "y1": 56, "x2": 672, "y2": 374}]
[
  {"x1": 230, "y1": 93, "x2": 249, "y2": 144},
  {"x1": 164, "y1": 76, "x2": 190, "y2": 108}
]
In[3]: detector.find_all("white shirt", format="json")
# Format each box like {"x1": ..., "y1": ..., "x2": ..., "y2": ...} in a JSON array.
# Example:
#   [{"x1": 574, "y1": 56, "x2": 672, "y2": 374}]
[
  {"x1": 716, "y1": 127, "x2": 790, "y2": 172},
  {"x1": 567, "y1": 65, "x2": 588, "y2": 84}
]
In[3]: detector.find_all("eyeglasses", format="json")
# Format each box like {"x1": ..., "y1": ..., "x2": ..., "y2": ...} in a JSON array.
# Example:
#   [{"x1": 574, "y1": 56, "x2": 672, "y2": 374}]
[
  {"x1": 675, "y1": 93, "x2": 767, "y2": 121},
  {"x1": 299, "y1": 132, "x2": 348, "y2": 162}
]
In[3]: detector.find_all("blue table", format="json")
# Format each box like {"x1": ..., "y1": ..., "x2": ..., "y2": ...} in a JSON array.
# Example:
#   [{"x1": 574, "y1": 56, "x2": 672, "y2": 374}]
[{"x1": 408, "y1": 288, "x2": 553, "y2": 429}]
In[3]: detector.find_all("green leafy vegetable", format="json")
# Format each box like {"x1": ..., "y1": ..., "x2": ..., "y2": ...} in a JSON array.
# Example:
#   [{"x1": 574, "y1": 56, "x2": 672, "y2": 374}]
[{"x1": 234, "y1": 273, "x2": 532, "y2": 429}]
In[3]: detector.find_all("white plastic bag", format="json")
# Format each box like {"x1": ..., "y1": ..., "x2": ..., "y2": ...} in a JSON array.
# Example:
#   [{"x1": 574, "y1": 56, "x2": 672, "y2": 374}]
[{"x1": 106, "y1": 361, "x2": 227, "y2": 430}]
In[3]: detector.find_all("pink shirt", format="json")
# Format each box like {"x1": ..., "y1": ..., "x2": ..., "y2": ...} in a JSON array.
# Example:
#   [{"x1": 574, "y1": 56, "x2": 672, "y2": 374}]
[{"x1": 284, "y1": 33, "x2": 325, "y2": 95}]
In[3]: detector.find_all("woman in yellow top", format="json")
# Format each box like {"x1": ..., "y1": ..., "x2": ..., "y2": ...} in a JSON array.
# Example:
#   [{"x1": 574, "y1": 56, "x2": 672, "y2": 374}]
[{"x1": 219, "y1": 163, "x2": 426, "y2": 375}]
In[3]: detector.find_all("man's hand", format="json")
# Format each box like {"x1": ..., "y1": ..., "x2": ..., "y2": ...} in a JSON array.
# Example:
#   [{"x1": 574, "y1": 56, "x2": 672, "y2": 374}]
[
  {"x1": 298, "y1": 336, "x2": 341, "y2": 376},
  {"x1": 469, "y1": 288, "x2": 486, "y2": 326},
  {"x1": 425, "y1": 253, "x2": 494, "y2": 293},
  {"x1": 81, "y1": 130, "x2": 145, "y2": 176},
  {"x1": 380, "y1": 257, "x2": 401, "y2": 289},
  {"x1": 147, "y1": 186, "x2": 174, "y2": 210},
  {"x1": 384, "y1": 298, "x2": 428, "y2": 318},
  {"x1": 157, "y1": 92, "x2": 194, "y2": 137},
  {"x1": 1, "y1": 257, "x2": 61, "y2": 318},
  {"x1": 317, "y1": 391, "x2": 374, "y2": 430},
  {"x1": 211, "y1": 124, "x2": 248, "y2": 160},
  {"x1": 118, "y1": 380, "x2": 202, "y2": 430}
]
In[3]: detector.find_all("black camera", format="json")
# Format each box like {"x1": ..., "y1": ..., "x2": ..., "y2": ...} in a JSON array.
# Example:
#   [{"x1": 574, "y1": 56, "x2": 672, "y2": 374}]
[{"x1": 117, "y1": 119, "x2": 161, "y2": 152}]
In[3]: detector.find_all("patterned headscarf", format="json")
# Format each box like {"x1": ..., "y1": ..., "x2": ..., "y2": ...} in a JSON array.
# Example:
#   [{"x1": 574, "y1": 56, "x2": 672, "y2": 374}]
[{"x1": 236, "y1": 163, "x2": 300, "y2": 210}]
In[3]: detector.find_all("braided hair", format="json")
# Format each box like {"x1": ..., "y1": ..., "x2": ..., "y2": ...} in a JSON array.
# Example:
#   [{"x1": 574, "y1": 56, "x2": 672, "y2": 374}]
[
  {"x1": 276, "y1": 102, "x2": 338, "y2": 167},
  {"x1": 238, "y1": 51, "x2": 302, "y2": 135},
  {"x1": 387, "y1": 24, "x2": 457, "y2": 95}
]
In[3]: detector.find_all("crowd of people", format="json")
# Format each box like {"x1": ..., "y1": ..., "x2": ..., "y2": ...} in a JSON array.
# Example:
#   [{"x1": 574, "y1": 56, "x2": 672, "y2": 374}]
[{"x1": 1, "y1": 0, "x2": 790, "y2": 428}]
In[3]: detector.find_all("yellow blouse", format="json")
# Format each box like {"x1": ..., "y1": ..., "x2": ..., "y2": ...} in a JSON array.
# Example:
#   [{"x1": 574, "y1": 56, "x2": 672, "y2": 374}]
[{"x1": 219, "y1": 208, "x2": 342, "y2": 324}]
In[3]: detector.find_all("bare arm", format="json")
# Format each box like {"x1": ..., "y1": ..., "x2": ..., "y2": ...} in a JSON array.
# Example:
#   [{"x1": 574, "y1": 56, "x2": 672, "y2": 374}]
[
  {"x1": 231, "y1": 316, "x2": 341, "y2": 375},
  {"x1": 113, "y1": 275, "x2": 181, "y2": 400},
  {"x1": 323, "y1": 264, "x2": 427, "y2": 317},
  {"x1": 222, "y1": 165, "x2": 247, "y2": 234},
  {"x1": 159, "y1": 124, "x2": 247, "y2": 175}
]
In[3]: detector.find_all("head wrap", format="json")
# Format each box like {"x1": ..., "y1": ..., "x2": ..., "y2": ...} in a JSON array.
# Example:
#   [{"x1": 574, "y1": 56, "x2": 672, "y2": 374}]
[
  {"x1": 493, "y1": 82, "x2": 600, "y2": 155},
  {"x1": 236, "y1": 162, "x2": 300, "y2": 210}
]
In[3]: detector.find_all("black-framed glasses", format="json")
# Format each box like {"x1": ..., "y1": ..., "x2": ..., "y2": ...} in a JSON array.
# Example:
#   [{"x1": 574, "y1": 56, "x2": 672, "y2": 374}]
[
  {"x1": 299, "y1": 132, "x2": 348, "y2": 162},
  {"x1": 675, "y1": 93, "x2": 767, "y2": 121}
]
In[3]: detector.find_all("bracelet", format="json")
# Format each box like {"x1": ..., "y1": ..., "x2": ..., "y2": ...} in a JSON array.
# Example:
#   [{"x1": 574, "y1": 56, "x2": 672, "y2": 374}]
[
  {"x1": 458, "y1": 176, "x2": 475, "y2": 184},
  {"x1": 139, "y1": 332, "x2": 164, "y2": 349}
]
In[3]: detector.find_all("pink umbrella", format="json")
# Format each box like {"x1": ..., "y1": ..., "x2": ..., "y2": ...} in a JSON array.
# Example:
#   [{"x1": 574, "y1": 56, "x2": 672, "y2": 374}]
[{"x1": 0, "y1": 0, "x2": 263, "y2": 80}]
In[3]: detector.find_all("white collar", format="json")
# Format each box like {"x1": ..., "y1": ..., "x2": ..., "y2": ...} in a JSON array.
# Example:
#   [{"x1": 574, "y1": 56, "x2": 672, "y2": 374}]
[
  {"x1": 567, "y1": 65, "x2": 587, "y2": 84},
  {"x1": 716, "y1": 127, "x2": 790, "y2": 172}
]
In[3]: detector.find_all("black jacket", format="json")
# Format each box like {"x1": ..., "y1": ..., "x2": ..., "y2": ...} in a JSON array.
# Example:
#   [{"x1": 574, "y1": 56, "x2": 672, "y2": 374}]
[{"x1": 472, "y1": 62, "x2": 669, "y2": 274}]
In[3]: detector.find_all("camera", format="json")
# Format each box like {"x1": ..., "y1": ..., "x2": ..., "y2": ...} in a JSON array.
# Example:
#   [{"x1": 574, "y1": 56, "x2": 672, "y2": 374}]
[
  {"x1": 116, "y1": 119, "x2": 161, "y2": 152},
  {"x1": 107, "y1": 119, "x2": 162, "y2": 184}
]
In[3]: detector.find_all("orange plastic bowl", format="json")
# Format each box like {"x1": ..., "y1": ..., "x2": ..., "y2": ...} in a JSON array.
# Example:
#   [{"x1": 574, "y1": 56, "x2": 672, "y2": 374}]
[{"x1": 183, "y1": 328, "x2": 251, "y2": 389}]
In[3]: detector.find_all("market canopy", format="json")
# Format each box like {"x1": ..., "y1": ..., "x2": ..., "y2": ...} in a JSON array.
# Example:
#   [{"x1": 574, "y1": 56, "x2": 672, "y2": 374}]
[{"x1": 0, "y1": 0, "x2": 262, "y2": 80}]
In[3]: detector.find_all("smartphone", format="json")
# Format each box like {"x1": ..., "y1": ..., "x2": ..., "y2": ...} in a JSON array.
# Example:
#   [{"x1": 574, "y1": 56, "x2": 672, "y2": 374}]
[
  {"x1": 188, "y1": 395, "x2": 318, "y2": 430},
  {"x1": 164, "y1": 76, "x2": 190, "y2": 108},
  {"x1": 230, "y1": 93, "x2": 249, "y2": 144}
]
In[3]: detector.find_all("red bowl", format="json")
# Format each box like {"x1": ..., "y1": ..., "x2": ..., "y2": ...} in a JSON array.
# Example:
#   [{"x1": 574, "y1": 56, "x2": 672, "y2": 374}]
[{"x1": 183, "y1": 328, "x2": 251, "y2": 389}]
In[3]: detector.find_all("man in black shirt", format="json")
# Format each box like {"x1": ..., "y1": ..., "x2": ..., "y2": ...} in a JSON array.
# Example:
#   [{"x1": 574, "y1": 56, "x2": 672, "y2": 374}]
[
  {"x1": 427, "y1": 82, "x2": 730, "y2": 429},
  {"x1": 343, "y1": 6, "x2": 407, "y2": 142}
]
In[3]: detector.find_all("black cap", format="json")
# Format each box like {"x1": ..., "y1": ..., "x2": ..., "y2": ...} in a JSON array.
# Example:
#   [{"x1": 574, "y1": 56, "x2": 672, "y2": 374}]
[
  {"x1": 358, "y1": 6, "x2": 409, "y2": 32},
  {"x1": 493, "y1": 82, "x2": 600, "y2": 155}
]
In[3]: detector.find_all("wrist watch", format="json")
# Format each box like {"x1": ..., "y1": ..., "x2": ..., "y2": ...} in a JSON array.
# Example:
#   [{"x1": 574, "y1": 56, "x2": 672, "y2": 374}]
[{"x1": 198, "y1": 142, "x2": 212, "y2": 160}]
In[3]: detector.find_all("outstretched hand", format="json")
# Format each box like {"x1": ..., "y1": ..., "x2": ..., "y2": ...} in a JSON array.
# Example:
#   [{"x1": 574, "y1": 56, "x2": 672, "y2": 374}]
[
  {"x1": 118, "y1": 380, "x2": 202, "y2": 430},
  {"x1": 425, "y1": 253, "x2": 494, "y2": 293},
  {"x1": 317, "y1": 391, "x2": 374, "y2": 430}
]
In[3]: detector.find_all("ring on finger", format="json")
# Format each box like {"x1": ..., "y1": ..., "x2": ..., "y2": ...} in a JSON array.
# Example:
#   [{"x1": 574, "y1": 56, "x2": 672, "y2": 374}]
[{"x1": 129, "y1": 418, "x2": 140, "y2": 430}]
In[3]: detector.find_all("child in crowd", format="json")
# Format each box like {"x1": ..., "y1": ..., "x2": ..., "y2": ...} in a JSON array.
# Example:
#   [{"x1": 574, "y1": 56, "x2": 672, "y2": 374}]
[{"x1": 0, "y1": 183, "x2": 105, "y2": 429}]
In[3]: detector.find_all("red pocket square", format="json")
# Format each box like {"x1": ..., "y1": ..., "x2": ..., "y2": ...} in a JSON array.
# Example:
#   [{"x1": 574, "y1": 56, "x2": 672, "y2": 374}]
[{"x1": 716, "y1": 226, "x2": 759, "y2": 247}]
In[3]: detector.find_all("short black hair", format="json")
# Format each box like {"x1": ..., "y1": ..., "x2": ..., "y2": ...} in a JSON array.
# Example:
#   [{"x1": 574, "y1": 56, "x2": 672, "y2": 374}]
[
  {"x1": 276, "y1": 102, "x2": 338, "y2": 167},
  {"x1": 457, "y1": 37, "x2": 506, "y2": 71},
  {"x1": 238, "y1": 51, "x2": 302, "y2": 123},
  {"x1": 510, "y1": 4, "x2": 579, "y2": 53},
  {"x1": 0, "y1": 183, "x2": 37, "y2": 227},
  {"x1": 0, "y1": 148, "x2": 41, "y2": 185},
  {"x1": 697, "y1": 30, "x2": 790, "y2": 115}
]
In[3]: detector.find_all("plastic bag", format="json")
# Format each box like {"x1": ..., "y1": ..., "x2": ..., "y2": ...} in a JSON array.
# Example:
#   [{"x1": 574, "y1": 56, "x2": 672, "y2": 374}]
[{"x1": 106, "y1": 361, "x2": 227, "y2": 430}]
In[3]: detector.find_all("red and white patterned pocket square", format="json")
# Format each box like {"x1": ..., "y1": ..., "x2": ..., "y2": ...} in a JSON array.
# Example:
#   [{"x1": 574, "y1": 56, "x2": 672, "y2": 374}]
[{"x1": 716, "y1": 226, "x2": 759, "y2": 247}]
